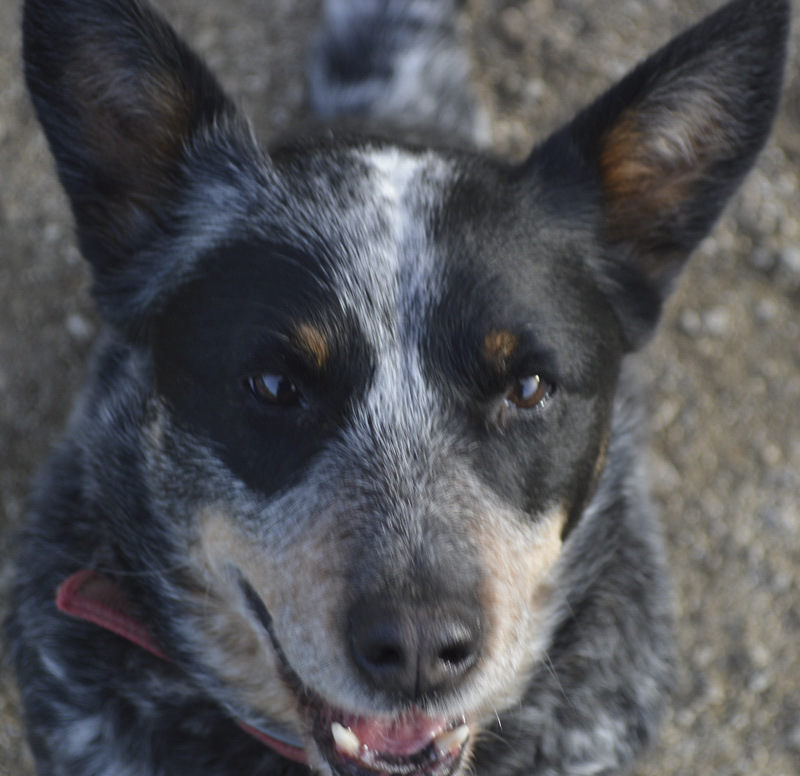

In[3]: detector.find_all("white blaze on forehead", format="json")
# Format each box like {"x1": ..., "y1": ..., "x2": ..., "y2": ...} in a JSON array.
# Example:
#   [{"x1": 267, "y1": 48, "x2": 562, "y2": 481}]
[
  {"x1": 335, "y1": 147, "x2": 455, "y2": 441},
  {"x1": 346, "y1": 146, "x2": 450, "y2": 326}
]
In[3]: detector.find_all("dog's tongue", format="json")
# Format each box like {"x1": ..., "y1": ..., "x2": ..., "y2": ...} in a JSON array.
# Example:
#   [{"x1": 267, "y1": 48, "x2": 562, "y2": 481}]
[{"x1": 342, "y1": 710, "x2": 445, "y2": 756}]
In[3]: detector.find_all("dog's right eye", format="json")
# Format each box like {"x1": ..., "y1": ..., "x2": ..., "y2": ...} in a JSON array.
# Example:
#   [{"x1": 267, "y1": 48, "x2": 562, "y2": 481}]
[
  {"x1": 247, "y1": 374, "x2": 302, "y2": 407},
  {"x1": 505, "y1": 375, "x2": 553, "y2": 411}
]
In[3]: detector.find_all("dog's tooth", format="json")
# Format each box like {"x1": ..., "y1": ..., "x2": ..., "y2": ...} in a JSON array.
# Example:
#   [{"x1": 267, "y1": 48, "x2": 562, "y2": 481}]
[
  {"x1": 331, "y1": 722, "x2": 362, "y2": 756},
  {"x1": 434, "y1": 724, "x2": 470, "y2": 756}
]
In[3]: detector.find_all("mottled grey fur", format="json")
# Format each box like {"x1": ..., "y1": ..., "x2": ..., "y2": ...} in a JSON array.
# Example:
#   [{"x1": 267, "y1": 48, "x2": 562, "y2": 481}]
[{"x1": 7, "y1": 0, "x2": 789, "y2": 775}]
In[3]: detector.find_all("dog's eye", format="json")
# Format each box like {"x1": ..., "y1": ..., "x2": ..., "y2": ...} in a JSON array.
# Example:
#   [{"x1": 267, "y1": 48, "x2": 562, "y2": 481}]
[
  {"x1": 505, "y1": 375, "x2": 552, "y2": 410},
  {"x1": 248, "y1": 374, "x2": 302, "y2": 407}
]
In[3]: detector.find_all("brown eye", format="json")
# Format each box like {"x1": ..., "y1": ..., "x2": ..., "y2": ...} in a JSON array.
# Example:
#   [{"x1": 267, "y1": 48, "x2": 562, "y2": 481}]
[
  {"x1": 248, "y1": 374, "x2": 302, "y2": 407},
  {"x1": 505, "y1": 375, "x2": 552, "y2": 410}
]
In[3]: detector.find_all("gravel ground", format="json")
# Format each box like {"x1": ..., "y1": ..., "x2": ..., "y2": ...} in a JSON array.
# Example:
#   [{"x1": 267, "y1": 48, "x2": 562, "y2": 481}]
[{"x1": 1, "y1": 1, "x2": 799, "y2": 774}]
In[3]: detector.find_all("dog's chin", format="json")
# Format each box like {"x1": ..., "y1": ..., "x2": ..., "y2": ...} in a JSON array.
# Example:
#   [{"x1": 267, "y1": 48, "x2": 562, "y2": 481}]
[{"x1": 306, "y1": 702, "x2": 470, "y2": 776}]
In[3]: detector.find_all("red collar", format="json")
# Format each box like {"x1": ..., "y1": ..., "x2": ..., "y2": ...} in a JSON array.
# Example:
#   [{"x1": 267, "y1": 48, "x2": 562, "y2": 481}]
[{"x1": 56, "y1": 569, "x2": 308, "y2": 765}]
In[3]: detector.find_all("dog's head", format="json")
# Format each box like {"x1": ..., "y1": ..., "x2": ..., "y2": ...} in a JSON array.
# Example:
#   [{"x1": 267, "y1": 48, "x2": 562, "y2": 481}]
[{"x1": 23, "y1": 0, "x2": 787, "y2": 773}]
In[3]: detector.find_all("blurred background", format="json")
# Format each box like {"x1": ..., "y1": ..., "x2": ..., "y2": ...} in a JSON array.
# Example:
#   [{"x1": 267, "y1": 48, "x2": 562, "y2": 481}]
[{"x1": 1, "y1": 1, "x2": 798, "y2": 773}]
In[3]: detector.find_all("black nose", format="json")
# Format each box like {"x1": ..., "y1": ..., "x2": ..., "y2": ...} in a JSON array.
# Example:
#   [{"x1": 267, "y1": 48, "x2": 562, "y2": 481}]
[{"x1": 348, "y1": 597, "x2": 482, "y2": 702}]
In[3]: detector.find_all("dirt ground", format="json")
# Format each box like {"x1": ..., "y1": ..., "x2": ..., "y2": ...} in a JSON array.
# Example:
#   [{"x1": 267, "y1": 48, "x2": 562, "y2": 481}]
[{"x1": 1, "y1": 0, "x2": 799, "y2": 774}]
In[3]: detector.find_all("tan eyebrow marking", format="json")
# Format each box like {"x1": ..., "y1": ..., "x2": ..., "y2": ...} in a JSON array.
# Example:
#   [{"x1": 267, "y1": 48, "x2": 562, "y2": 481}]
[
  {"x1": 483, "y1": 330, "x2": 519, "y2": 373},
  {"x1": 291, "y1": 323, "x2": 330, "y2": 371}
]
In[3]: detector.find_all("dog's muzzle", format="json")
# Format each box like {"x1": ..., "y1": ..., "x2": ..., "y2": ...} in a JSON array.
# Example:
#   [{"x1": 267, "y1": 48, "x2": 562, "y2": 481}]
[{"x1": 241, "y1": 579, "x2": 475, "y2": 775}]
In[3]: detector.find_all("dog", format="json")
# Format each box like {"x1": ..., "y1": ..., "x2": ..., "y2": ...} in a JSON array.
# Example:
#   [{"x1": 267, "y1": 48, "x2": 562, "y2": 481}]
[{"x1": 7, "y1": 0, "x2": 789, "y2": 774}]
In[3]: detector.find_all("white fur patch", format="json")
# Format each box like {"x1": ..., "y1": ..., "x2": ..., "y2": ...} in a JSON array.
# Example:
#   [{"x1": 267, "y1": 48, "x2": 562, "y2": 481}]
[{"x1": 329, "y1": 147, "x2": 456, "y2": 451}]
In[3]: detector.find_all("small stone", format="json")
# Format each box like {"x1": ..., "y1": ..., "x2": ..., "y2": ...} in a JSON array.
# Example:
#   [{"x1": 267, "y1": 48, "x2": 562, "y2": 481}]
[
  {"x1": 754, "y1": 299, "x2": 779, "y2": 324},
  {"x1": 771, "y1": 571, "x2": 792, "y2": 594},
  {"x1": 523, "y1": 79, "x2": 545, "y2": 103},
  {"x1": 761, "y1": 443, "x2": 783, "y2": 467},
  {"x1": 63, "y1": 245, "x2": 82, "y2": 266},
  {"x1": 499, "y1": 7, "x2": 527, "y2": 44},
  {"x1": 702, "y1": 307, "x2": 730, "y2": 337},
  {"x1": 43, "y1": 222, "x2": 62, "y2": 244},
  {"x1": 653, "y1": 398, "x2": 681, "y2": 431},
  {"x1": 676, "y1": 708, "x2": 696, "y2": 729},
  {"x1": 66, "y1": 313, "x2": 94, "y2": 342},
  {"x1": 779, "y1": 246, "x2": 800, "y2": 274},
  {"x1": 748, "y1": 247, "x2": 776, "y2": 273},
  {"x1": 679, "y1": 309, "x2": 702, "y2": 336},
  {"x1": 786, "y1": 722, "x2": 800, "y2": 753},
  {"x1": 749, "y1": 670, "x2": 773, "y2": 694}
]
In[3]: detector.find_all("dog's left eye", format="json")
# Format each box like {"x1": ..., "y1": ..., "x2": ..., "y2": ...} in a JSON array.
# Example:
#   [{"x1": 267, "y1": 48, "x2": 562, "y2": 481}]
[
  {"x1": 505, "y1": 375, "x2": 552, "y2": 410},
  {"x1": 247, "y1": 374, "x2": 302, "y2": 407}
]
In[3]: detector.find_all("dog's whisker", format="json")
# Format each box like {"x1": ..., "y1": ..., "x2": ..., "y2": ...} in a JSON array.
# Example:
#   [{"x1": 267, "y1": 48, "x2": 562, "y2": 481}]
[{"x1": 541, "y1": 650, "x2": 568, "y2": 704}]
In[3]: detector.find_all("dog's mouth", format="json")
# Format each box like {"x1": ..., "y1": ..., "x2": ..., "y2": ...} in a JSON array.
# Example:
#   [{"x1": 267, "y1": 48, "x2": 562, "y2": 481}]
[
  {"x1": 242, "y1": 581, "x2": 471, "y2": 776},
  {"x1": 309, "y1": 704, "x2": 469, "y2": 776}
]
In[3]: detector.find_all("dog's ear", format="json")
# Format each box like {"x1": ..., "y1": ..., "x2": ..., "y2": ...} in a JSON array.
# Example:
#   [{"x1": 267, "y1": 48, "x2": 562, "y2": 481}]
[
  {"x1": 23, "y1": 0, "x2": 240, "y2": 319},
  {"x1": 529, "y1": 0, "x2": 789, "y2": 348}
]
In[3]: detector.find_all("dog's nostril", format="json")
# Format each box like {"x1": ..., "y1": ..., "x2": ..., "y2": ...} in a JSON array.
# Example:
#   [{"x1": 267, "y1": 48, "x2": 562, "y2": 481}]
[
  {"x1": 363, "y1": 641, "x2": 405, "y2": 669},
  {"x1": 439, "y1": 638, "x2": 475, "y2": 669},
  {"x1": 351, "y1": 620, "x2": 410, "y2": 675}
]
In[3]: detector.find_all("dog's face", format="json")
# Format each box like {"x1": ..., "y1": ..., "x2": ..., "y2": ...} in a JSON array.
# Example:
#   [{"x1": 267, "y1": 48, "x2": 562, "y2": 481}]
[
  {"x1": 141, "y1": 141, "x2": 622, "y2": 768},
  {"x1": 22, "y1": 0, "x2": 787, "y2": 773}
]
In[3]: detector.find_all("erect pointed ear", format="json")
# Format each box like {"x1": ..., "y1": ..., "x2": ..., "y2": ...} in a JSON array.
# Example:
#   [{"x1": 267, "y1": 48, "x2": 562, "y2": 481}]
[
  {"x1": 531, "y1": 0, "x2": 789, "y2": 348},
  {"x1": 23, "y1": 0, "x2": 240, "y2": 305}
]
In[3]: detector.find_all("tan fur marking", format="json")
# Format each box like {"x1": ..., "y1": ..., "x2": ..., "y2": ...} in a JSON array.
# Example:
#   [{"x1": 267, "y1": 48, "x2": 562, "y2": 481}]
[
  {"x1": 599, "y1": 116, "x2": 694, "y2": 223},
  {"x1": 292, "y1": 323, "x2": 330, "y2": 371},
  {"x1": 593, "y1": 431, "x2": 609, "y2": 485},
  {"x1": 186, "y1": 510, "x2": 303, "y2": 734},
  {"x1": 473, "y1": 506, "x2": 566, "y2": 707},
  {"x1": 183, "y1": 504, "x2": 354, "y2": 739},
  {"x1": 598, "y1": 89, "x2": 731, "y2": 262},
  {"x1": 483, "y1": 330, "x2": 519, "y2": 373}
]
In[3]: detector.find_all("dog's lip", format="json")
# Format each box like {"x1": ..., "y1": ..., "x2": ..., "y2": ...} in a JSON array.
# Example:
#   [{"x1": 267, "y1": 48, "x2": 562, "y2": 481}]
[{"x1": 241, "y1": 579, "x2": 470, "y2": 774}]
